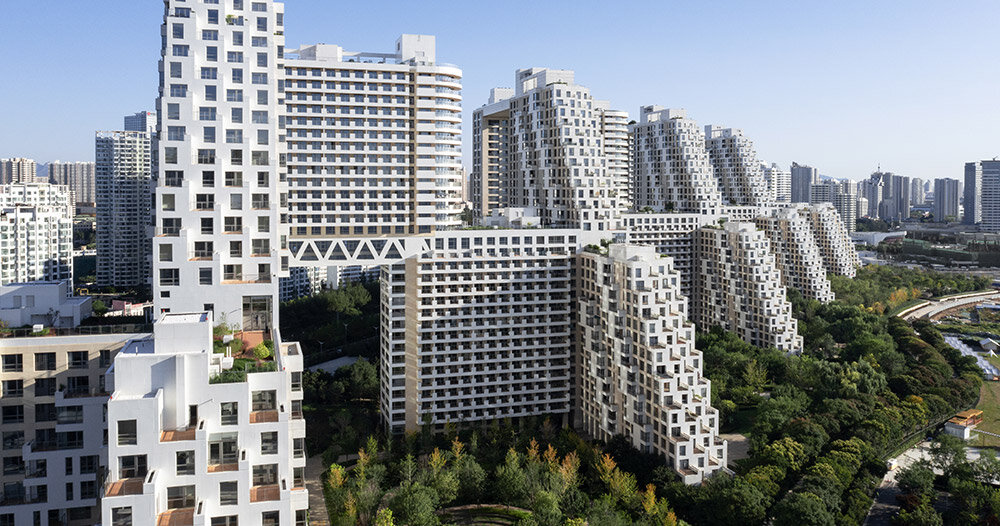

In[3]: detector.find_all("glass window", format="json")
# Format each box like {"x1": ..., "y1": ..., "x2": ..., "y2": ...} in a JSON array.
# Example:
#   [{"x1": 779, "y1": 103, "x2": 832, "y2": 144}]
[
  {"x1": 119, "y1": 455, "x2": 147, "y2": 479},
  {"x1": 117, "y1": 420, "x2": 137, "y2": 445},
  {"x1": 200, "y1": 268, "x2": 213, "y2": 285},
  {"x1": 261, "y1": 432, "x2": 278, "y2": 455},
  {"x1": 2, "y1": 406, "x2": 24, "y2": 424},
  {"x1": 68, "y1": 351, "x2": 87, "y2": 369},
  {"x1": 176, "y1": 451, "x2": 195, "y2": 475},
  {"x1": 34, "y1": 378, "x2": 55, "y2": 397},
  {"x1": 252, "y1": 464, "x2": 278, "y2": 486},
  {"x1": 33, "y1": 352, "x2": 55, "y2": 371},
  {"x1": 167, "y1": 485, "x2": 196, "y2": 509},
  {"x1": 251, "y1": 390, "x2": 276, "y2": 411},
  {"x1": 220, "y1": 481, "x2": 238, "y2": 505},
  {"x1": 111, "y1": 508, "x2": 132, "y2": 526},
  {"x1": 221, "y1": 402, "x2": 238, "y2": 425},
  {"x1": 2, "y1": 354, "x2": 23, "y2": 372}
]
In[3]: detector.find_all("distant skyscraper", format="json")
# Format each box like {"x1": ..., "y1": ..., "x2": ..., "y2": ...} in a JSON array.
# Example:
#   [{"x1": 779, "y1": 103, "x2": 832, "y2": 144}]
[
  {"x1": 933, "y1": 178, "x2": 960, "y2": 222},
  {"x1": 965, "y1": 161, "x2": 986, "y2": 226},
  {"x1": 968, "y1": 160, "x2": 1000, "y2": 232},
  {"x1": 48, "y1": 161, "x2": 97, "y2": 206},
  {"x1": 0, "y1": 183, "x2": 73, "y2": 285},
  {"x1": 95, "y1": 131, "x2": 153, "y2": 288},
  {"x1": 124, "y1": 111, "x2": 157, "y2": 135},
  {"x1": 864, "y1": 171, "x2": 910, "y2": 222},
  {"x1": 910, "y1": 177, "x2": 925, "y2": 205},
  {"x1": 0, "y1": 158, "x2": 38, "y2": 184},
  {"x1": 790, "y1": 162, "x2": 817, "y2": 203}
]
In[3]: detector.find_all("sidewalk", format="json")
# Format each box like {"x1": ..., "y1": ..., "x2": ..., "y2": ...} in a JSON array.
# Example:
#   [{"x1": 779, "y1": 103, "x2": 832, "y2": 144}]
[{"x1": 306, "y1": 454, "x2": 331, "y2": 525}]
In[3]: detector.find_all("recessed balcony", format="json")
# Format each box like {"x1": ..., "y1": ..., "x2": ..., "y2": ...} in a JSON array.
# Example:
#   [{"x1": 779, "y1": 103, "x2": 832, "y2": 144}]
[
  {"x1": 250, "y1": 484, "x2": 280, "y2": 502},
  {"x1": 105, "y1": 478, "x2": 144, "y2": 497}
]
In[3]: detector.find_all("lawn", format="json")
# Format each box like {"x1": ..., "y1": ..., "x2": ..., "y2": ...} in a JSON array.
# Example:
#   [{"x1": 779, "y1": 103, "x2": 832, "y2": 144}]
[{"x1": 972, "y1": 381, "x2": 1000, "y2": 448}]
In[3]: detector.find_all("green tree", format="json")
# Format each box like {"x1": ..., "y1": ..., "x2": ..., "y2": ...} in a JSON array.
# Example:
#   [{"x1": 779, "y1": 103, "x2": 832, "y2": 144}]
[
  {"x1": 533, "y1": 490, "x2": 563, "y2": 526},
  {"x1": 772, "y1": 492, "x2": 835, "y2": 526},
  {"x1": 893, "y1": 496, "x2": 942, "y2": 526},
  {"x1": 495, "y1": 449, "x2": 528, "y2": 506},
  {"x1": 897, "y1": 461, "x2": 935, "y2": 498},
  {"x1": 92, "y1": 299, "x2": 108, "y2": 316},
  {"x1": 388, "y1": 482, "x2": 439, "y2": 526}
]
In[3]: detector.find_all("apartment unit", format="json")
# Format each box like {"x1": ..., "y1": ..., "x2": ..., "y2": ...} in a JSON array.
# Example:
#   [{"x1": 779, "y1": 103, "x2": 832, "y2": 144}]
[
  {"x1": 804, "y1": 203, "x2": 861, "y2": 278},
  {"x1": 102, "y1": 312, "x2": 307, "y2": 526},
  {"x1": 755, "y1": 207, "x2": 835, "y2": 303},
  {"x1": 471, "y1": 88, "x2": 513, "y2": 219},
  {"x1": 282, "y1": 36, "x2": 464, "y2": 239},
  {"x1": 630, "y1": 106, "x2": 722, "y2": 215},
  {"x1": 693, "y1": 222, "x2": 803, "y2": 353},
  {"x1": 761, "y1": 162, "x2": 791, "y2": 203},
  {"x1": 603, "y1": 109, "x2": 631, "y2": 211},
  {"x1": 576, "y1": 245, "x2": 726, "y2": 484},
  {"x1": 95, "y1": 131, "x2": 153, "y2": 289},
  {"x1": 480, "y1": 68, "x2": 625, "y2": 231},
  {"x1": 933, "y1": 177, "x2": 961, "y2": 222},
  {"x1": 48, "y1": 162, "x2": 97, "y2": 208},
  {"x1": 1, "y1": 159, "x2": 38, "y2": 185},
  {"x1": 0, "y1": 331, "x2": 143, "y2": 526},
  {"x1": 704, "y1": 126, "x2": 770, "y2": 207},
  {"x1": 153, "y1": 0, "x2": 291, "y2": 329},
  {"x1": 379, "y1": 230, "x2": 592, "y2": 433},
  {"x1": 0, "y1": 184, "x2": 73, "y2": 286}
]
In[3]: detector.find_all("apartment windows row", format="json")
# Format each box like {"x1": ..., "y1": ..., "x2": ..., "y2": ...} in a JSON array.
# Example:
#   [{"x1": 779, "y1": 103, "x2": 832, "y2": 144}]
[
  {"x1": 2, "y1": 351, "x2": 110, "y2": 372},
  {"x1": 161, "y1": 170, "x2": 271, "y2": 191}
]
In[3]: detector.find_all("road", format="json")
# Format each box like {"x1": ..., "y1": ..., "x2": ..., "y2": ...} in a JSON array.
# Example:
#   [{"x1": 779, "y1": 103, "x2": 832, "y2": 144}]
[
  {"x1": 898, "y1": 291, "x2": 1000, "y2": 321},
  {"x1": 305, "y1": 455, "x2": 331, "y2": 525}
]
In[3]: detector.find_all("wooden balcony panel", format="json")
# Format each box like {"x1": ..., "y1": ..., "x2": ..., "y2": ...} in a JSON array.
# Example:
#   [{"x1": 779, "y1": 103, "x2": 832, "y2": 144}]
[{"x1": 250, "y1": 484, "x2": 280, "y2": 502}]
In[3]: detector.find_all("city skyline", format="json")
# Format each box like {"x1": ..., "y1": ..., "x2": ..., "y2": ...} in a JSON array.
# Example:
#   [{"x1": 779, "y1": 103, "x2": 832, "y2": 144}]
[{"x1": 2, "y1": 1, "x2": 999, "y2": 181}]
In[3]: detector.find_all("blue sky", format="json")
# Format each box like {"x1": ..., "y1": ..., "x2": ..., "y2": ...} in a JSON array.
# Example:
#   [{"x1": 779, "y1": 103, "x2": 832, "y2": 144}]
[{"x1": 1, "y1": 1, "x2": 997, "y2": 181}]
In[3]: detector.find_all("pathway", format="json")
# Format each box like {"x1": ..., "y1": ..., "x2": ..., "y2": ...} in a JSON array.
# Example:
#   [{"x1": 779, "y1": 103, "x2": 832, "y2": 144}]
[{"x1": 306, "y1": 455, "x2": 331, "y2": 526}]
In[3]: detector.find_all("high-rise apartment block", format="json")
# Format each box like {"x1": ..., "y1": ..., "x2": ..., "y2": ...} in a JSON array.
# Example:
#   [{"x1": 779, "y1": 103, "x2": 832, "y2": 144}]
[
  {"x1": 693, "y1": 222, "x2": 803, "y2": 352},
  {"x1": 0, "y1": 184, "x2": 73, "y2": 286},
  {"x1": 0, "y1": 330, "x2": 142, "y2": 526},
  {"x1": 933, "y1": 177, "x2": 961, "y2": 222},
  {"x1": 124, "y1": 111, "x2": 157, "y2": 135},
  {"x1": 630, "y1": 107, "x2": 722, "y2": 215},
  {"x1": 762, "y1": 162, "x2": 791, "y2": 203},
  {"x1": 810, "y1": 179, "x2": 857, "y2": 233},
  {"x1": 95, "y1": 131, "x2": 153, "y2": 288},
  {"x1": 477, "y1": 68, "x2": 626, "y2": 230},
  {"x1": 282, "y1": 37, "x2": 464, "y2": 239},
  {"x1": 755, "y1": 207, "x2": 835, "y2": 303},
  {"x1": 0, "y1": 159, "x2": 38, "y2": 185},
  {"x1": 153, "y1": 0, "x2": 290, "y2": 328},
  {"x1": 704, "y1": 126, "x2": 770, "y2": 207},
  {"x1": 805, "y1": 203, "x2": 860, "y2": 278},
  {"x1": 471, "y1": 88, "x2": 514, "y2": 219},
  {"x1": 101, "y1": 312, "x2": 307, "y2": 526},
  {"x1": 910, "y1": 177, "x2": 925, "y2": 205},
  {"x1": 965, "y1": 161, "x2": 985, "y2": 226},
  {"x1": 862, "y1": 171, "x2": 910, "y2": 222},
  {"x1": 790, "y1": 162, "x2": 817, "y2": 203},
  {"x1": 576, "y1": 245, "x2": 726, "y2": 483},
  {"x1": 379, "y1": 230, "x2": 584, "y2": 433},
  {"x1": 48, "y1": 162, "x2": 97, "y2": 207}
]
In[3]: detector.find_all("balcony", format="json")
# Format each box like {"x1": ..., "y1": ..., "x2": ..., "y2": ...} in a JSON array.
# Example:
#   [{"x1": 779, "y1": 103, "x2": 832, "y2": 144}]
[
  {"x1": 156, "y1": 509, "x2": 194, "y2": 526},
  {"x1": 249, "y1": 410, "x2": 279, "y2": 423},
  {"x1": 104, "y1": 478, "x2": 144, "y2": 497},
  {"x1": 207, "y1": 463, "x2": 238, "y2": 473},
  {"x1": 250, "y1": 484, "x2": 280, "y2": 502},
  {"x1": 160, "y1": 428, "x2": 196, "y2": 442}
]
